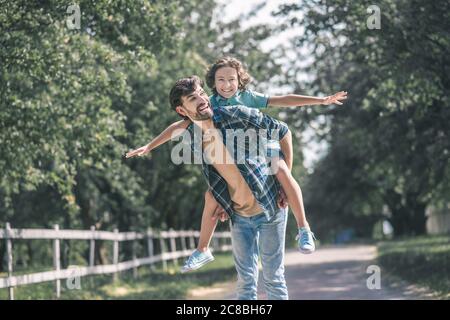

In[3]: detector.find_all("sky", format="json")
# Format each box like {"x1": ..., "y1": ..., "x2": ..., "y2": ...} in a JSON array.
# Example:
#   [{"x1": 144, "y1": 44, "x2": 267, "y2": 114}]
[{"x1": 216, "y1": 0, "x2": 302, "y2": 55}]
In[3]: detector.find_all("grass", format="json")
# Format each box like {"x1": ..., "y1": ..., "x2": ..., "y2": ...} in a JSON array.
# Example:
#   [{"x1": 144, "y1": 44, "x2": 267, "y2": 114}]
[
  {"x1": 377, "y1": 235, "x2": 450, "y2": 299},
  {"x1": 0, "y1": 252, "x2": 236, "y2": 300}
]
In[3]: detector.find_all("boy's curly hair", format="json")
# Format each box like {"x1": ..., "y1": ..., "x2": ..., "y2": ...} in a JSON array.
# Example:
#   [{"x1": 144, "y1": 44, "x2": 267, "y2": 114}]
[{"x1": 205, "y1": 56, "x2": 251, "y2": 95}]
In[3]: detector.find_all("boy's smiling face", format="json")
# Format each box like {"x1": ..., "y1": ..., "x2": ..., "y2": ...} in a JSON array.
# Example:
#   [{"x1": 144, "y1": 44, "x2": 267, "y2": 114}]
[{"x1": 214, "y1": 67, "x2": 239, "y2": 99}]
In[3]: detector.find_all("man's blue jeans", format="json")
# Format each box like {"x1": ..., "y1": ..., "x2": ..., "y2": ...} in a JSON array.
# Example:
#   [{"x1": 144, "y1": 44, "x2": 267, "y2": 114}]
[{"x1": 230, "y1": 208, "x2": 289, "y2": 300}]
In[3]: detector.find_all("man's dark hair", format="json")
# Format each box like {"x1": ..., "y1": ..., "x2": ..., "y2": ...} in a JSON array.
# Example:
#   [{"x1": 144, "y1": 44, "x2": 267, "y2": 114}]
[{"x1": 169, "y1": 76, "x2": 205, "y2": 116}]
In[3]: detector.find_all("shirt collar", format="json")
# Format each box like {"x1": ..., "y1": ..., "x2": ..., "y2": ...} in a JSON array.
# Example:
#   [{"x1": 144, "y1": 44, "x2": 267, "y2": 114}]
[
  {"x1": 212, "y1": 106, "x2": 223, "y2": 123},
  {"x1": 214, "y1": 90, "x2": 241, "y2": 103}
]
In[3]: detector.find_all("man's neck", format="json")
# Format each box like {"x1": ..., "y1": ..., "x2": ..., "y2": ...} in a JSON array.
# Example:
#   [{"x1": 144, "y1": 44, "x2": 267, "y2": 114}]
[{"x1": 192, "y1": 119, "x2": 215, "y2": 132}]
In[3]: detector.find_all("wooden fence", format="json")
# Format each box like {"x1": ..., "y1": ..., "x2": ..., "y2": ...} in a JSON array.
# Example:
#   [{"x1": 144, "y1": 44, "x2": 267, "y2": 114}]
[{"x1": 0, "y1": 223, "x2": 232, "y2": 300}]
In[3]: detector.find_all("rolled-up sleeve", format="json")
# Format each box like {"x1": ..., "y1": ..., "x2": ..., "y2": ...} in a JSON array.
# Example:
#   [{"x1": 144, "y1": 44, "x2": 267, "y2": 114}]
[{"x1": 245, "y1": 90, "x2": 269, "y2": 109}]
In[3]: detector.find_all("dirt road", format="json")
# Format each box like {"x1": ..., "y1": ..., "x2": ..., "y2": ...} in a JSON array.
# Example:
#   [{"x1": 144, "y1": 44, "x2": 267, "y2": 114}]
[{"x1": 188, "y1": 245, "x2": 435, "y2": 300}]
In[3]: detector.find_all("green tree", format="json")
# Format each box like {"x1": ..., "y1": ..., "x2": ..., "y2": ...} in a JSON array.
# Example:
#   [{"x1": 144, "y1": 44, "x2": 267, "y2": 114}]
[
  {"x1": 275, "y1": 0, "x2": 450, "y2": 237},
  {"x1": 0, "y1": 0, "x2": 285, "y2": 258},
  {"x1": 0, "y1": 0, "x2": 185, "y2": 266}
]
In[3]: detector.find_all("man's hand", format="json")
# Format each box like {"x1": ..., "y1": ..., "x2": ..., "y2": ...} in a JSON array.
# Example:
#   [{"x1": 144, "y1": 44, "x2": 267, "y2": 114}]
[
  {"x1": 212, "y1": 204, "x2": 229, "y2": 222},
  {"x1": 322, "y1": 91, "x2": 348, "y2": 105},
  {"x1": 277, "y1": 188, "x2": 288, "y2": 209},
  {"x1": 125, "y1": 145, "x2": 150, "y2": 158}
]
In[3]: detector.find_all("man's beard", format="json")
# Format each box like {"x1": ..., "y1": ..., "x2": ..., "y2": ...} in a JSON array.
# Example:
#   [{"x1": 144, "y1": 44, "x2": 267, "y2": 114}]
[
  {"x1": 192, "y1": 113, "x2": 211, "y2": 121},
  {"x1": 188, "y1": 103, "x2": 212, "y2": 121}
]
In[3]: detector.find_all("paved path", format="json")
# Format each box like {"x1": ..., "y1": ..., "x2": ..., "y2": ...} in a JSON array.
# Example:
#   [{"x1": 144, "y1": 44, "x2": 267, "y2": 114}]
[{"x1": 188, "y1": 245, "x2": 435, "y2": 300}]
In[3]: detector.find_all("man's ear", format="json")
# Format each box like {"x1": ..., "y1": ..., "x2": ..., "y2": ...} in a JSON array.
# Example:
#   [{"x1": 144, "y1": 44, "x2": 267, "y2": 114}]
[{"x1": 175, "y1": 105, "x2": 187, "y2": 117}]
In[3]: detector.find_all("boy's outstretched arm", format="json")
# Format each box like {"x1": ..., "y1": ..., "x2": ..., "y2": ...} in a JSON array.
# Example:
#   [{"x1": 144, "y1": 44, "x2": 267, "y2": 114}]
[
  {"x1": 125, "y1": 119, "x2": 191, "y2": 158},
  {"x1": 268, "y1": 91, "x2": 348, "y2": 108}
]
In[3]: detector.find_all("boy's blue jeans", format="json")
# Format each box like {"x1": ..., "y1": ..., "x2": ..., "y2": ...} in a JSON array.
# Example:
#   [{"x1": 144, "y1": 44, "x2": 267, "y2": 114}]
[{"x1": 230, "y1": 208, "x2": 289, "y2": 300}]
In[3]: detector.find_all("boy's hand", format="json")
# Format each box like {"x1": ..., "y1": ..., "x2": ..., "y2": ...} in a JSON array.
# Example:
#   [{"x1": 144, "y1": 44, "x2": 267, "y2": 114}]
[
  {"x1": 322, "y1": 91, "x2": 348, "y2": 105},
  {"x1": 212, "y1": 205, "x2": 229, "y2": 222},
  {"x1": 125, "y1": 145, "x2": 150, "y2": 158},
  {"x1": 277, "y1": 188, "x2": 288, "y2": 209}
]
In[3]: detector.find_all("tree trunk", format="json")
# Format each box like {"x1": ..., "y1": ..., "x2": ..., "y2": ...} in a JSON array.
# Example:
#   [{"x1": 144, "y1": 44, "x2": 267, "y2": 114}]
[
  {"x1": 390, "y1": 206, "x2": 409, "y2": 237},
  {"x1": 408, "y1": 201, "x2": 427, "y2": 236},
  {"x1": 387, "y1": 192, "x2": 427, "y2": 237},
  {"x1": 0, "y1": 241, "x2": 5, "y2": 272},
  {"x1": 96, "y1": 243, "x2": 109, "y2": 265}
]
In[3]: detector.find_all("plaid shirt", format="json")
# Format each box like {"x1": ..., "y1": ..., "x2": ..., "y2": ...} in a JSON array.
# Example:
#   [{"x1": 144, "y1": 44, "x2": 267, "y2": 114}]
[{"x1": 185, "y1": 105, "x2": 289, "y2": 222}]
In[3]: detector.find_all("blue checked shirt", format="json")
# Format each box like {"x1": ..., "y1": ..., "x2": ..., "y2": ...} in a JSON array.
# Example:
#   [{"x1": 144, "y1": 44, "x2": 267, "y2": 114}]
[
  {"x1": 210, "y1": 90, "x2": 280, "y2": 158},
  {"x1": 185, "y1": 104, "x2": 289, "y2": 222}
]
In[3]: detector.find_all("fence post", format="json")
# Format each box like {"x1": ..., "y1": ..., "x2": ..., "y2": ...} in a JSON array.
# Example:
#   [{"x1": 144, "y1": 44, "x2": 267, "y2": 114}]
[
  {"x1": 89, "y1": 226, "x2": 95, "y2": 267},
  {"x1": 132, "y1": 237, "x2": 138, "y2": 279},
  {"x1": 159, "y1": 232, "x2": 167, "y2": 272},
  {"x1": 147, "y1": 228, "x2": 155, "y2": 271},
  {"x1": 180, "y1": 231, "x2": 187, "y2": 255},
  {"x1": 211, "y1": 237, "x2": 219, "y2": 253},
  {"x1": 215, "y1": 236, "x2": 221, "y2": 252},
  {"x1": 189, "y1": 231, "x2": 196, "y2": 250},
  {"x1": 5, "y1": 223, "x2": 14, "y2": 300},
  {"x1": 169, "y1": 228, "x2": 177, "y2": 267},
  {"x1": 53, "y1": 224, "x2": 61, "y2": 299},
  {"x1": 113, "y1": 228, "x2": 119, "y2": 281}
]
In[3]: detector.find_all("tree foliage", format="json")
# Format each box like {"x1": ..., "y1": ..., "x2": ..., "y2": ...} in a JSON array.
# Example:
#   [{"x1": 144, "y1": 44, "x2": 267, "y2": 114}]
[
  {"x1": 0, "y1": 0, "x2": 285, "y2": 247},
  {"x1": 276, "y1": 0, "x2": 450, "y2": 238}
]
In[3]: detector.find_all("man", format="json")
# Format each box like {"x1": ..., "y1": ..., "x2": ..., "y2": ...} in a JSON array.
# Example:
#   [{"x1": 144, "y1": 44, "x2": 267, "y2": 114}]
[{"x1": 169, "y1": 75, "x2": 290, "y2": 300}]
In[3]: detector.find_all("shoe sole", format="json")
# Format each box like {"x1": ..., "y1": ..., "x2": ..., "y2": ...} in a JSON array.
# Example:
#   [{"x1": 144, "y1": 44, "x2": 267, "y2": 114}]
[
  {"x1": 299, "y1": 248, "x2": 315, "y2": 254},
  {"x1": 180, "y1": 256, "x2": 215, "y2": 273}
]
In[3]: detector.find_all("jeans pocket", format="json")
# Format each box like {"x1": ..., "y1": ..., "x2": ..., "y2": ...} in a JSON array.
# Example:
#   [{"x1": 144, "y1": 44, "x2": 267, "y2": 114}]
[{"x1": 266, "y1": 210, "x2": 284, "y2": 225}]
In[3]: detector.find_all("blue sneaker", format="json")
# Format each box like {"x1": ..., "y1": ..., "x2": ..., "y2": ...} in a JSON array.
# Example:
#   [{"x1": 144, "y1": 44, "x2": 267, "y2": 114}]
[
  {"x1": 296, "y1": 227, "x2": 316, "y2": 254},
  {"x1": 180, "y1": 249, "x2": 215, "y2": 273}
]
